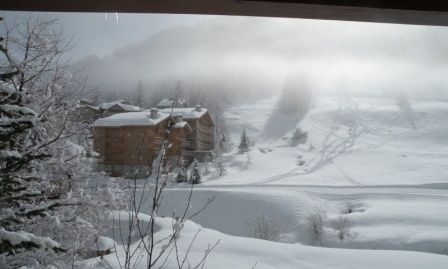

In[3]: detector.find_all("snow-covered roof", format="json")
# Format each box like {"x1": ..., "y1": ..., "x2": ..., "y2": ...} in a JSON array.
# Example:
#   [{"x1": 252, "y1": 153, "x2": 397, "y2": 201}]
[
  {"x1": 92, "y1": 106, "x2": 208, "y2": 128},
  {"x1": 77, "y1": 103, "x2": 99, "y2": 111},
  {"x1": 157, "y1": 107, "x2": 209, "y2": 120},
  {"x1": 156, "y1": 97, "x2": 187, "y2": 108},
  {"x1": 99, "y1": 101, "x2": 140, "y2": 112},
  {"x1": 173, "y1": 121, "x2": 189, "y2": 128},
  {"x1": 92, "y1": 111, "x2": 170, "y2": 127}
]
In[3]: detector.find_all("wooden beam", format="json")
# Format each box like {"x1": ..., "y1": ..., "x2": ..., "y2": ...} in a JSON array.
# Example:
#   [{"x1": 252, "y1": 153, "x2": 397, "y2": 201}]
[{"x1": 2, "y1": 0, "x2": 448, "y2": 26}]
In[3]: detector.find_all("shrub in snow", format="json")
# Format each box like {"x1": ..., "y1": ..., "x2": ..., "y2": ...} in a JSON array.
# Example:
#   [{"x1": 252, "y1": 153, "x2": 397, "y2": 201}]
[
  {"x1": 243, "y1": 154, "x2": 252, "y2": 170},
  {"x1": 238, "y1": 128, "x2": 250, "y2": 153},
  {"x1": 296, "y1": 155, "x2": 305, "y2": 166},
  {"x1": 172, "y1": 216, "x2": 184, "y2": 240},
  {"x1": 330, "y1": 216, "x2": 354, "y2": 241},
  {"x1": 289, "y1": 128, "x2": 308, "y2": 146},
  {"x1": 214, "y1": 156, "x2": 226, "y2": 177},
  {"x1": 190, "y1": 160, "x2": 201, "y2": 184},
  {"x1": 305, "y1": 210, "x2": 327, "y2": 246},
  {"x1": 176, "y1": 170, "x2": 188, "y2": 183},
  {"x1": 218, "y1": 133, "x2": 233, "y2": 153},
  {"x1": 203, "y1": 155, "x2": 212, "y2": 176},
  {"x1": 308, "y1": 143, "x2": 316, "y2": 152},
  {"x1": 247, "y1": 213, "x2": 283, "y2": 241},
  {"x1": 174, "y1": 158, "x2": 188, "y2": 183},
  {"x1": 341, "y1": 202, "x2": 364, "y2": 214}
]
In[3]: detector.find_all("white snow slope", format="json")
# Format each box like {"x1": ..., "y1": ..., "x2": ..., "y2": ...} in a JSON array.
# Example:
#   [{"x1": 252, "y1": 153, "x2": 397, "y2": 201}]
[
  {"x1": 80, "y1": 216, "x2": 448, "y2": 269},
  {"x1": 214, "y1": 96, "x2": 448, "y2": 186},
  {"x1": 84, "y1": 95, "x2": 448, "y2": 268},
  {"x1": 157, "y1": 96, "x2": 448, "y2": 256}
]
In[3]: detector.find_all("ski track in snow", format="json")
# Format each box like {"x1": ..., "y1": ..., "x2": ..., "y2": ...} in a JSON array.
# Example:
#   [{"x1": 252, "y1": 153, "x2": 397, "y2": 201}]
[{"x1": 211, "y1": 96, "x2": 448, "y2": 187}]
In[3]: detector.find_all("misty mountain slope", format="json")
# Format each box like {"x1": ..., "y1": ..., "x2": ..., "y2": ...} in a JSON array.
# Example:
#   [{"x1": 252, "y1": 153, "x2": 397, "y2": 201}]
[
  {"x1": 75, "y1": 16, "x2": 448, "y2": 102},
  {"x1": 75, "y1": 18, "x2": 291, "y2": 100},
  {"x1": 213, "y1": 95, "x2": 448, "y2": 186}
]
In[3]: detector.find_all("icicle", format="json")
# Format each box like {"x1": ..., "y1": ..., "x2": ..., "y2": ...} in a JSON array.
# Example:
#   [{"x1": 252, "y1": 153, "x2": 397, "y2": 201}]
[{"x1": 115, "y1": 12, "x2": 119, "y2": 24}]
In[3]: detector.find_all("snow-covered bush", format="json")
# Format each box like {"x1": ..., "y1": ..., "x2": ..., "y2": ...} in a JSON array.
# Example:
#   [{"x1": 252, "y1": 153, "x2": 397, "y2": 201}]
[
  {"x1": 341, "y1": 202, "x2": 365, "y2": 215},
  {"x1": 214, "y1": 156, "x2": 226, "y2": 177},
  {"x1": 94, "y1": 236, "x2": 115, "y2": 257},
  {"x1": 296, "y1": 155, "x2": 306, "y2": 166},
  {"x1": 290, "y1": 128, "x2": 308, "y2": 146},
  {"x1": 176, "y1": 170, "x2": 188, "y2": 183},
  {"x1": 330, "y1": 216, "x2": 354, "y2": 241},
  {"x1": 305, "y1": 210, "x2": 327, "y2": 246},
  {"x1": 243, "y1": 154, "x2": 252, "y2": 170},
  {"x1": 174, "y1": 158, "x2": 188, "y2": 183},
  {"x1": 190, "y1": 160, "x2": 201, "y2": 184},
  {"x1": 247, "y1": 213, "x2": 283, "y2": 241}
]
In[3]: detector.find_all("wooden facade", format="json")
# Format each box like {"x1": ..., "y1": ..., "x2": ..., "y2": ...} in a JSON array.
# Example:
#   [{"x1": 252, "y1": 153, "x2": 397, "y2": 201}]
[
  {"x1": 94, "y1": 117, "x2": 192, "y2": 177},
  {"x1": 92, "y1": 107, "x2": 214, "y2": 177},
  {"x1": 159, "y1": 106, "x2": 215, "y2": 160},
  {"x1": 75, "y1": 100, "x2": 141, "y2": 124},
  {"x1": 184, "y1": 112, "x2": 215, "y2": 151}
]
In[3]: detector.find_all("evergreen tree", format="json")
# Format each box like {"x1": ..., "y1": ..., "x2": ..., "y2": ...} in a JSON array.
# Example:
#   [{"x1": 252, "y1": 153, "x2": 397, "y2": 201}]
[
  {"x1": 0, "y1": 16, "x2": 127, "y2": 267},
  {"x1": 0, "y1": 57, "x2": 63, "y2": 264},
  {"x1": 189, "y1": 160, "x2": 201, "y2": 184},
  {"x1": 238, "y1": 128, "x2": 249, "y2": 153}
]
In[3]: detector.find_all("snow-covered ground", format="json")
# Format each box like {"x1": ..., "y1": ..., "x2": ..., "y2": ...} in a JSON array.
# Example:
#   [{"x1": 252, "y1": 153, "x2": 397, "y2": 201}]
[
  {"x1": 213, "y1": 96, "x2": 448, "y2": 186},
  {"x1": 81, "y1": 215, "x2": 448, "y2": 269},
  {"x1": 83, "y1": 95, "x2": 448, "y2": 268},
  {"x1": 158, "y1": 185, "x2": 448, "y2": 255}
]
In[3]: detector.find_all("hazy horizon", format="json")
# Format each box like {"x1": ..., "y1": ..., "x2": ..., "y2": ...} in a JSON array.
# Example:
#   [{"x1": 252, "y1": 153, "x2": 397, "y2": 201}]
[{"x1": 2, "y1": 11, "x2": 448, "y2": 99}]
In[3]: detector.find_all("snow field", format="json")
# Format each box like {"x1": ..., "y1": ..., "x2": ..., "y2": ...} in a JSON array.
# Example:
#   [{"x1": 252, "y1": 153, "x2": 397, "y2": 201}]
[{"x1": 81, "y1": 215, "x2": 448, "y2": 269}]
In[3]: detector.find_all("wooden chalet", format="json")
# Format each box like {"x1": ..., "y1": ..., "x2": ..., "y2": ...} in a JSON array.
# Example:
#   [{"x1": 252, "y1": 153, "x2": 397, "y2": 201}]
[
  {"x1": 75, "y1": 100, "x2": 140, "y2": 124},
  {"x1": 158, "y1": 105, "x2": 215, "y2": 152},
  {"x1": 92, "y1": 106, "x2": 214, "y2": 177},
  {"x1": 98, "y1": 100, "x2": 140, "y2": 117}
]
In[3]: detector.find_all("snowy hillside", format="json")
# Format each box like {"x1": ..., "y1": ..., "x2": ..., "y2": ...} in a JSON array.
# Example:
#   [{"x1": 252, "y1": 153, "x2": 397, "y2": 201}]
[
  {"x1": 82, "y1": 95, "x2": 448, "y2": 269},
  {"x1": 154, "y1": 95, "x2": 448, "y2": 259},
  {"x1": 215, "y1": 96, "x2": 448, "y2": 186}
]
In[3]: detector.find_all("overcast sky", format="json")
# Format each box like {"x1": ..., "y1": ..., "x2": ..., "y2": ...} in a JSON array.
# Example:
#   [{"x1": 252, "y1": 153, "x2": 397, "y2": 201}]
[
  {"x1": 0, "y1": 11, "x2": 213, "y2": 59},
  {"x1": 1, "y1": 11, "x2": 448, "y2": 99}
]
